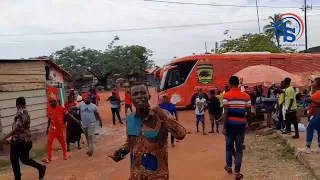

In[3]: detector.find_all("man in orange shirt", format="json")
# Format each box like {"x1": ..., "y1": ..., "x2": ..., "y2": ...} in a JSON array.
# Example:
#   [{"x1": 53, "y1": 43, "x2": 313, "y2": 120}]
[
  {"x1": 299, "y1": 78, "x2": 320, "y2": 154},
  {"x1": 42, "y1": 97, "x2": 78, "y2": 163}
]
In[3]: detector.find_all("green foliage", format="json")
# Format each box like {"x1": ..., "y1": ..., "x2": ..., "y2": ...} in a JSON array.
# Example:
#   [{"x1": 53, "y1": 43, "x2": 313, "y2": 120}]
[
  {"x1": 52, "y1": 36, "x2": 154, "y2": 86},
  {"x1": 218, "y1": 33, "x2": 296, "y2": 54}
]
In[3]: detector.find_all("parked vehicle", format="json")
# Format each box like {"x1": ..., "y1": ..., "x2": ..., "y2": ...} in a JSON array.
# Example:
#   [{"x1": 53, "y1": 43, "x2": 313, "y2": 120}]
[{"x1": 155, "y1": 52, "x2": 320, "y2": 108}]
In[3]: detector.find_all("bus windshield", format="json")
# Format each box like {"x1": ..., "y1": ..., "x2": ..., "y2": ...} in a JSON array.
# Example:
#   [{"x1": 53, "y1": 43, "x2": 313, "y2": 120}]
[{"x1": 159, "y1": 60, "x2": 197, "y2": 91}]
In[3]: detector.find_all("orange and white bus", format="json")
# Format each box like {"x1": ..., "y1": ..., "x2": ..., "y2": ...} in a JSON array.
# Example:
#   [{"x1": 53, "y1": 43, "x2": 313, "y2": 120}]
[{"x1": 155, "y1": 52, "x2": 320, "y2": 108}]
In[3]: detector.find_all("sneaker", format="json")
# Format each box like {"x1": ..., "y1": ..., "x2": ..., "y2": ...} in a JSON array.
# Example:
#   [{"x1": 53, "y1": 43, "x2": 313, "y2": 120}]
[
  {"x1": 298, "y1": 147, "x2": 311, "y2": 154},
  {"x1": 311, "y1": 148, "x2": 320, "y2": 153},
  {"x1": 39, "y1": 165, "x2": 46, "y2": 180}
]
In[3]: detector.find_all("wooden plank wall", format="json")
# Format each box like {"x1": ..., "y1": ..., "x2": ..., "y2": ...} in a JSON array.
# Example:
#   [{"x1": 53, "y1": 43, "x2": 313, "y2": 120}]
[
  {"x1": 0, "y1": 90, "x2": 48, "y2": 134},
  {"x1": 0, "y1": 61, "x2": 48, "y2": 134},
  {"x1": 0, "y1": 61, "x2": 46, "y2": 92}
]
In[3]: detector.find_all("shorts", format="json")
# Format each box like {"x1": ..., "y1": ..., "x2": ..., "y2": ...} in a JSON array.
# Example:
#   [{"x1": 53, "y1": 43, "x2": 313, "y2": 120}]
[
  {"x1": 196, "y1": 114, "x2": 205, "y2": 123},
  {"x1": 209, "y1": 114, "x2": 221, "y2": 121}
]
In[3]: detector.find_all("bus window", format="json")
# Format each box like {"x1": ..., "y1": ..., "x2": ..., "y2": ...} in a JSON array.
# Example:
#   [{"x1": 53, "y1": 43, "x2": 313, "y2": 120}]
[
  {"x1": 167, "y1": 70, "x2": 181, "y2": 87},
  {"x1": 159, "y1": 60, "x2": 197, "y2": 91}
]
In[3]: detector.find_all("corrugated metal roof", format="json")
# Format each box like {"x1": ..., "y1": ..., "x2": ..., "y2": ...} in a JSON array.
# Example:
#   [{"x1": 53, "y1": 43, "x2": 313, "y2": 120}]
[
  {"x1": 145, "y1": 66, "x2": 160, "y2": 74},
  {"x1": 0, "y1": 59, "x2": 71, "y2": 76}
]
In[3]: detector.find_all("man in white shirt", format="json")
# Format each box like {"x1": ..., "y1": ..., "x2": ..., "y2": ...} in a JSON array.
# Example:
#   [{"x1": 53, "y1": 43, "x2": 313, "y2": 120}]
[{"x1": 195, "y1": 93, "x2": 207, "y2": 135}]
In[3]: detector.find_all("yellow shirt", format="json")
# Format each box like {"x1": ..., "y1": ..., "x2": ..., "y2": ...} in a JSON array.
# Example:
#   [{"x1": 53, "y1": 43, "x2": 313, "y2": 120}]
[
  {"x1": 279, "y1": 93, "x2": 284, "y2": 105},
  {"x1": 216, "y1": 93, "x2": 223, "y2": 107},
  {"x1": 284, "y1": 87, "x2": 297, "y2": 110}
]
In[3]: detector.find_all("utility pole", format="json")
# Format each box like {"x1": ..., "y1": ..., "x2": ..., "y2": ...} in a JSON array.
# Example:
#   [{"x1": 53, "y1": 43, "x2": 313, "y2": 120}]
[
  {"x1": 301, "y1": 0, "x2": 312, "y2": 52},
  {"x1": 215, "y1": 42, "x2": 218, "y2": 54},
  {"x1": 255, "y1": 0, "x2": 261, "y2": 33},
  {"x1": 205, "y1": 41, "x2": 208, "y2": 53}
]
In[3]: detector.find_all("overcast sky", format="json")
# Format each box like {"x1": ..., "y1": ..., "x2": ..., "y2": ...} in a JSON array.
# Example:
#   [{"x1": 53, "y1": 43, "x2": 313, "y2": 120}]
[{"x1": 0, "y1": 0, "x2": 319, "y2": 66}]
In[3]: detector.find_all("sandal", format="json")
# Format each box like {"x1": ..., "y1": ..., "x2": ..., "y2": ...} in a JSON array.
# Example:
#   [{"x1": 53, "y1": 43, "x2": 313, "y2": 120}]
[
  {"x1": 42, "y1": 158, "x2": 51, "y2": 163},
  {"x1": 235, "y1": 173, "x2": 243, "y2": 180},
  {"x1": 224, "y1": 165, "x2": 232, "y2": 174}
]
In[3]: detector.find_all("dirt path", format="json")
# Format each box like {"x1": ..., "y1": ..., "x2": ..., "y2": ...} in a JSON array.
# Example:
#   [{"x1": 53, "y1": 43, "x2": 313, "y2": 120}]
[{"x1": 0, "y1": 90, "x2": 314, "y2": 180}]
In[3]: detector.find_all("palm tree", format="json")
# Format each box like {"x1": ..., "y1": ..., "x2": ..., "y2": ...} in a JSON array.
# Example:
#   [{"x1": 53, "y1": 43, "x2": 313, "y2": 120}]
[{"x1": 263, "y1": 13, "x2": 291, "y2": 47}]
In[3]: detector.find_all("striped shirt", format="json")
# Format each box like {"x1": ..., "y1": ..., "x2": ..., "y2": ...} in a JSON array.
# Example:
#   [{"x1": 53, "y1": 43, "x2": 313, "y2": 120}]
[{"x1": 223, "y1": 88, "x2": 251, "y2": 125}]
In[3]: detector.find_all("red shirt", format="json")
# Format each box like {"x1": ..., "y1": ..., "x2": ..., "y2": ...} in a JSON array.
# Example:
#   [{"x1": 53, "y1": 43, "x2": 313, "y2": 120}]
[
  {"x1": 48, "y1": 105, "x2": 67, "y2": 130},
  {"x1": 125, "y1": 93, "x2": 132, "y2": 105},
  {"x1": 113, "y1": 90, "x2": 120, "y2": 99},
  {"x1": 64, "y1": 101, "x2": 77, "y2": 109}
]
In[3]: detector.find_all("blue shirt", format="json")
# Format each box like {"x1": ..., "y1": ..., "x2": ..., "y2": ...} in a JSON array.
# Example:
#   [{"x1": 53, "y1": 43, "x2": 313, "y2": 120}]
[{"x1": 159, "y1": 102, "x2": 177, "y2": 116}]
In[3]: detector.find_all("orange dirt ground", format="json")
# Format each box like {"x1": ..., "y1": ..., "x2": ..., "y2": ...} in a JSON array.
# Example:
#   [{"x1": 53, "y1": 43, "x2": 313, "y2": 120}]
[{"x1": 0, "y1": 89, "x2": 308, "y2": 180}]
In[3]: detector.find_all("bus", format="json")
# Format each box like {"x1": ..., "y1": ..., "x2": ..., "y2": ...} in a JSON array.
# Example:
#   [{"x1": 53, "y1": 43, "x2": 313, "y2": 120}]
[{"x1": 155, "y1": 52, "x2": 320, "y2": 108}]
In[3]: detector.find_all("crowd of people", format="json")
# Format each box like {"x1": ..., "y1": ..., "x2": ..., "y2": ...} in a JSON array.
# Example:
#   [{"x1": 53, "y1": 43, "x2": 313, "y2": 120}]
[{"x1": 1, "y1": 75, "x2": 319, "y2": 180}]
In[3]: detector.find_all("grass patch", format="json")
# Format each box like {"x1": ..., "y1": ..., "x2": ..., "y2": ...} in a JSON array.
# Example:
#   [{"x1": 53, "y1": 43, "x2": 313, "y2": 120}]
[
  {"x1": 0, "y1": 139, "x2": 47, "y2": 170},
  {"x1": 30, "y1": 148, "x2": 47, "y2": 159},
  {"x1": 0, "y1": 158, "x2": 10, "y2": 167},
  {"x1": 244, "y1": 133, "x2": 314, "y2": 180},
  {"x1": 267, "y1": 134, "x2": 295, "y2": 160}
]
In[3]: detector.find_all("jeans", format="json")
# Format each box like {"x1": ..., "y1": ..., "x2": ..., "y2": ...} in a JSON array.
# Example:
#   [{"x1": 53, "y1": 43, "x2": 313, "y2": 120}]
[
  {"x1": 10, "y1": 141, "x2": 43, "y2": 180},
  {"x1": 285, "y1": 110, "x2": 299, "y2": 137},
  {"x1": 83, "y1": 126, "x2": 95, "y2": 155},
  {"x1": 226, "y1": 129, "x2": 245, "y2": 173},
  {"x1": 306, "y1": 112, "x2": 320, "y2": 147}
]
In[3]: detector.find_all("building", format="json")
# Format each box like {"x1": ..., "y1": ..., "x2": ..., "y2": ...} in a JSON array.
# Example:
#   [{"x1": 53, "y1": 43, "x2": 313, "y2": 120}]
[
  {"x1": 73, "y1": 74, "x2": 96, "y2": 90},
  {"x1": 145, "y1": 66, "x2": 161, "y2": 87},
  {"x1": 0, "y1": 59, "x2": 70, "y2": 136},
  {"x1": 299, "y1": 46, "x2": 320, "y2": 53}
]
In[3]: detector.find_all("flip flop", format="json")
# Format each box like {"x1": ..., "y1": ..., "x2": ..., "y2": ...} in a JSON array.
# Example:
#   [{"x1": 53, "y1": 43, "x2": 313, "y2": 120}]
[{"x1": 42, "y1": 158, "x2": 51, "y2": 163}]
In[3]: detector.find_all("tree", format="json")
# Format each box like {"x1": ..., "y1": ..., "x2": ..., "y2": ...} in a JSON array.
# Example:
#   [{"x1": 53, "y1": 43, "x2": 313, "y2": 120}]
[
  {"x1": 114, "y1": 45, "x2": 154, "y2": 78},
  {"x1": 217, "y1": 33, "x2": 295, "y2": 54},
  {"x1": 52, "y1": 36, "x2": 154, "y2": 88},
  {"x1": 52, "y1": 45, "x2": 88, "y2": 82},
  {"x1": 263, "y1": 13, "x2": 291, "y2": 47}
]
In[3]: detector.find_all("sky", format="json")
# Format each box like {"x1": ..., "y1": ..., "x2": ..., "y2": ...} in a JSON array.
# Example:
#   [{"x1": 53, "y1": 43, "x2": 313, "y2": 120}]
[{"x1": 0, "y1": 0, "x2": 320, "y2": 66}]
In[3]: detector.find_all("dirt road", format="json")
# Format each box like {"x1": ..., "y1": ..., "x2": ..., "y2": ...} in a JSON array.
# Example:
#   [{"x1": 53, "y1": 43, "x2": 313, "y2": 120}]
[{"x1": 0, "y1": 90, "x2": 313, "y2": 180}]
